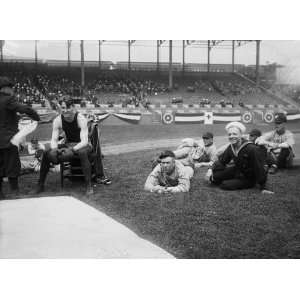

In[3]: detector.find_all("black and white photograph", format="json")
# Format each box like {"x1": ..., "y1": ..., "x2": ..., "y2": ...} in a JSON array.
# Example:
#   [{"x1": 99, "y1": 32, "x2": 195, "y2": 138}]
[
  {"x1": 1, "y1": 1, "x2": 300, "y2": 299},
  {"x1": 1, "y1": 39, "x2": 300, "y2": 259}
]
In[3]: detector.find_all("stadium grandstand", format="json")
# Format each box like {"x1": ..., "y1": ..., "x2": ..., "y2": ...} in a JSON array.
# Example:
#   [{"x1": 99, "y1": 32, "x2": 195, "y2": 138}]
[{"x1": 1, "y1": 40, "x2": 299, "y2": 110}]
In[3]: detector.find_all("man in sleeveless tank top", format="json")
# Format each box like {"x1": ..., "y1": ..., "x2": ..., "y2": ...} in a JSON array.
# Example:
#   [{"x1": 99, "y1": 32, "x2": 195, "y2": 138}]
[{"x1": 36, "y1": 100, "x2": 96, "y2": 195}]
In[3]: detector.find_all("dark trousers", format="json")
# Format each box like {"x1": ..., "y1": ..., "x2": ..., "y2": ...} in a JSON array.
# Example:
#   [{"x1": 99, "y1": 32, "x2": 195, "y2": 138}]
[
  {"x1": 0, "y1": 145, "x2": 21, "y2": 193},
  {"x1": 212, "y1": 165, "x2": 255, "y2": 190},
  {"x1": 94, "y1": 142, "x2": 105, "y2": 178},
  {"x1": 38, "y1": 144, "x2": 92, "y2": 187},
  {"x1": 266, "y1": 148, "x2": 293, "y2": 169}
]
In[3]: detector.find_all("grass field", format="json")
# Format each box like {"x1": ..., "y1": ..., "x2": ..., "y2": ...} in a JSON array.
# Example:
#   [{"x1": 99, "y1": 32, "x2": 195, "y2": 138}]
[{"x1": 4, "y1": 145, "x2": 300, "y2": 258}]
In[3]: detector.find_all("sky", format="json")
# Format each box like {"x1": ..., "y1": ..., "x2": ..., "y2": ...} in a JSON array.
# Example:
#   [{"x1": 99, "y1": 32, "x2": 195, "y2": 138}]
[
  {"x1": 3, "y1": 40, "x2": 300, "y2": 65},
  {"x1": 3, "y1": 40, "x2": 300, "y2": 83}
]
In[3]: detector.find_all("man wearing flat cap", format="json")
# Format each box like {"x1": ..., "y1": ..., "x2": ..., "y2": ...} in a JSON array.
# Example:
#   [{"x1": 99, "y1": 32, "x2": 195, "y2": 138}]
[
  {"x1": 0, "y1": 76, "x2": 40, "y2": 199},
  {"x1": 256, "y1": 112, "x2": 295, "y2": 174},
  {"x1": 207, "y1": 121, "x2": 273, "y2": 194}
]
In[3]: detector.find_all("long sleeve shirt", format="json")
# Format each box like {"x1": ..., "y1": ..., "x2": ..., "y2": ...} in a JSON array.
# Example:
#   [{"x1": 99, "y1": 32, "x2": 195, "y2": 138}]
[
  {"x1": 144, "y1": 160, "x2": 190, "y2": 193},
  {"x1": 257, "y1": 130, "x2": 295, "y2": 154},
  {"x1": 218, "y1": 139, "x2": 267, "y2": 190},
  {"x1": 0, "y1": 93, "x2": 40, "y2": 149}
]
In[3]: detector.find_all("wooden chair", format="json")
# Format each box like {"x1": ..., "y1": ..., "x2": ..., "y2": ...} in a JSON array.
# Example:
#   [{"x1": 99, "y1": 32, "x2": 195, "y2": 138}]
[{"x1": 60, "y1": 122, "x2": 100, "y2": 188}]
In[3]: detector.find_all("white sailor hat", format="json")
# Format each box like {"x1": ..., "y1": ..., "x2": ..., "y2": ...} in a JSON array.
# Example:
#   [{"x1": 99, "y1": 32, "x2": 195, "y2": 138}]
[{"x1": 225, "y1": 121, "x2": 246, "y2": 134}]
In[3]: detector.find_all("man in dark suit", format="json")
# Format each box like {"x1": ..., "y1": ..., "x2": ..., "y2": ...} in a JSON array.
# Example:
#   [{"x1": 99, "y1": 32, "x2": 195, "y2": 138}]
[{"x1": 0, "y1": 76, "x2": 40, "y2": 199}]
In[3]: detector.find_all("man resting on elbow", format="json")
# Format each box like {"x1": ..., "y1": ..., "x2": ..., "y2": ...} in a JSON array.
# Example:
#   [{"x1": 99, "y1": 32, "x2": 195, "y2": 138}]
[{"x1": 144, "y1": 150, "x2": 192, "y2": 194}]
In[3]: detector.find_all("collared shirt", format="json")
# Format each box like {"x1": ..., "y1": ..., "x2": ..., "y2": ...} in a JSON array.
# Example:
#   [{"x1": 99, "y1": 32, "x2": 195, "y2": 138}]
[
  {"x1": 261, "y1": 129, "x2": 295, "y2": 146},
  {"x1": 145, "y1": 160, "x2": 190, "y2": 193},
  {"x1": 259, "y1": 129, "x2": 295, "y2": 154}
]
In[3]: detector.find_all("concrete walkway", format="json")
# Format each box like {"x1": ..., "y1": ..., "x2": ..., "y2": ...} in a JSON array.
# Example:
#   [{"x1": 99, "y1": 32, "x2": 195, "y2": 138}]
[{"x1": 0, "y1": 196, "x2": 174, "y2": 258}]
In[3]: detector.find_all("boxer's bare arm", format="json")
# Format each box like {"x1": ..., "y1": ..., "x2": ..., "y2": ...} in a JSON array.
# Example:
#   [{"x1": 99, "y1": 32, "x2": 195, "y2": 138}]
[
  {"x1": 73, "y1": 114, "x2": 89, "y2": 151},
  {"x1": 50, "y1": 117, "x2": 61, "y2": 150}
]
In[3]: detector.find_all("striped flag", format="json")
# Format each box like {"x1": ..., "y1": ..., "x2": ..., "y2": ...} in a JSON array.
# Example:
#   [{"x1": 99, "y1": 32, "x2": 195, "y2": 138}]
[
  {"x1": 174, "y1": 112, "x2": 205, "y2": 124},
  {"x1": 287, "y1": 112, "x2": 300, "y2": 121},
  {"x1": 213, "y1": 111, "x2": 241, "y2": 123},
  {"x1": 94, "y1": 113, "x2": 110, "y2": 122},
  {"x1": 113, "y1": 112, "x2": 142, "y2": 124}
]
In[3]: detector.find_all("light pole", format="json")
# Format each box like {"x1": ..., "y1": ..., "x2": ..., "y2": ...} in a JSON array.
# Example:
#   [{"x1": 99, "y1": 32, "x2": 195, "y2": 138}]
[{"x1": 80, "y1": 40, "x2": 85, "y2": 94}]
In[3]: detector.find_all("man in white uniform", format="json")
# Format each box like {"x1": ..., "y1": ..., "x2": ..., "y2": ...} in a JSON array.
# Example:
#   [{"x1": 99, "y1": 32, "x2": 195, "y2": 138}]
[{"x1": 256, "y1": 113, "x2": 295, "y2": 174}]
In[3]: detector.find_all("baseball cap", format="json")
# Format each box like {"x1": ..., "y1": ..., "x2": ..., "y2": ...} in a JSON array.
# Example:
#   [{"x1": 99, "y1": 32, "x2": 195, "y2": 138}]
[
  {"x1": 202, "y1": 132, "x2": 214, "y2": 139},
  {"x1": 274, "y1": 112, "x2": 287, "y2": 124},
  {"x1": 249, "y1": 129, "x2": 262, "y2": 137},
  {"x1": 0, "y1": 76, "x2": 14, "y2": 89}
]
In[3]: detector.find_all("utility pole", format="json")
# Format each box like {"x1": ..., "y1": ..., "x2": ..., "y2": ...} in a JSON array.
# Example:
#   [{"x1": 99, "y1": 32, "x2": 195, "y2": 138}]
[
  {"x1": 207, "y1": 40, "x2": 210, "y2": 72},
  {"x1": 157, "y1": 40, "x2": 160, "y2": 72},
  {"x1": 182, "y1": 40, "x2": 185, "y2": 75},
  {"x1": 232, "y1": 40, "x2": 235, "y2": 73},
  {"x1": 80, "y1": 40, "x2": 85, "y2": 93},
  {"x1": 67, "y1": 40, "x2": 71, "y2": 68},
  {"x1": 128, "y1": 40, "x2": 135, "y2": 73},
  {"x1": 156, "y1": 40, "x2": 165, "y2": 73},
  {"x1": 35, "y1": 40, "x2": 38, "y2": 65},
  {"x1": 98, "y1": 40, "x2": 102, "y2": 69},
  {"x1": 169, "y1": 40, "x2": 173, "y2": 90},
  {"x1": 128, "y1": 40, "x2": 131, "y2": 71},
  {"x1": 0, "y1": 40, "x2": 4, "y2": 62},
  {"x1": 256, "y1": 40, "x2": 261, "y2": 86}
]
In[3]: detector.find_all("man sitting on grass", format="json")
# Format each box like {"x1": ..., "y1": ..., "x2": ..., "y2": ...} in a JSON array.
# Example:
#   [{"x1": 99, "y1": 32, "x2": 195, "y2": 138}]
[
  {"x1": 206, "y1": 121, "x2": 273, "y2": 194},
  {"x1": 256, "y1": 112, "x2": 295, "y2": 174},
  {"x1": 194, "y1": 132, "x2": 218, "y2": 169},
  {"x1": 145, "y1": 150, "x2": 192, "y2": 193}
]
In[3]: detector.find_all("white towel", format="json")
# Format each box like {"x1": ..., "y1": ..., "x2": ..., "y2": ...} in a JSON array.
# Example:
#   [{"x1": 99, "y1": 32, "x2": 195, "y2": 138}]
[{"x1": 10, "y1": 120, "x2": 38, "y2": 148}]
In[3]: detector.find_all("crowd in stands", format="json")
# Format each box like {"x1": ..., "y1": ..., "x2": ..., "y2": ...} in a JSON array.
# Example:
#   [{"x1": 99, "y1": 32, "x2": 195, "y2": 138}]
[
  {"x1": 272, "y1": 84, "x2": 300, "y2": 105},
  {"x1": 87, "y1": 76, "x2": 170, "y2": 107},
  {"x1": 0, "y1": 63, "x2": 280, "y2": 109},
  {"x1": 213, "y1": 79, "x2": 262, "y2": 96}
]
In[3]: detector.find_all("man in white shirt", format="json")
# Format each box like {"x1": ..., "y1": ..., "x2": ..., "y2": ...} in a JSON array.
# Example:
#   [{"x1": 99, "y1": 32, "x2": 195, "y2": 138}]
[
  {"x1": 194, "y1": 132, "x2": 218, "y2": 168},
  {"x1": 256, "y1": 113, "x2": 295, "y2": 174},
  {"x1": 145, "y1": 150, "x2": 192, "y2": 193}
]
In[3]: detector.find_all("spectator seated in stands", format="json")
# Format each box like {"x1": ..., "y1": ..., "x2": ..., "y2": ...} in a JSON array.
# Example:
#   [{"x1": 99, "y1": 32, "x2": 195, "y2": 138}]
[{"x1": 145, "y1": 150, "x2": 192, "y2": 193}]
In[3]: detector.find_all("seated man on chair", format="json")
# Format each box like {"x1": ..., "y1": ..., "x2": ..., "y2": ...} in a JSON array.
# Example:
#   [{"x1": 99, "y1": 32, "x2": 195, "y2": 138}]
[{"x1": 36, "y1": 100, "x2": 95, "y2": 195}]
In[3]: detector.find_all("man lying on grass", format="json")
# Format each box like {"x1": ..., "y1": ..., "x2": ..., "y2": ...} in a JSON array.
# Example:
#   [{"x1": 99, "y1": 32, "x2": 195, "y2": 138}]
[
  {"x1": 206, "y1": 121, "x2": 274, "y2": 194},
  {"x1": 173, "y1": 133, "x2": 218, "y2": 170},
  {"x1": 145, "y1": 150, "x2": 192, "y2": 193}
]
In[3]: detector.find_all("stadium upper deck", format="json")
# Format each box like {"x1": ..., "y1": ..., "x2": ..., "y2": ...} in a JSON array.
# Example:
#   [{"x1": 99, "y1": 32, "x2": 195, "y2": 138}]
[{"x1": 0, "y1": 61, "x2": 292, "y2": 108}]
